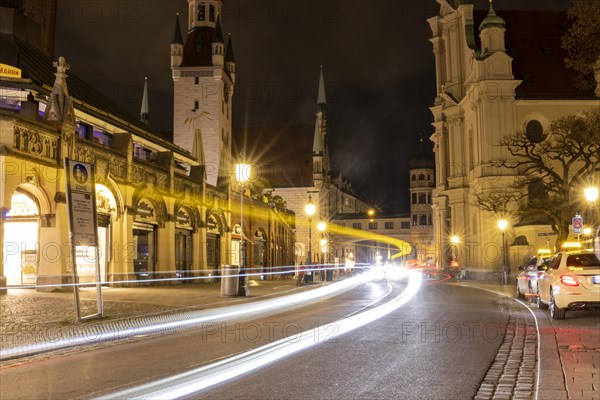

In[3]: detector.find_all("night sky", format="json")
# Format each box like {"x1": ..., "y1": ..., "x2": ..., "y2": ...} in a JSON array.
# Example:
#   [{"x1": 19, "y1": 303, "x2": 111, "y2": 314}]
[{"x1": 54, "y1": 0, "x2": 570, "y2": 214}]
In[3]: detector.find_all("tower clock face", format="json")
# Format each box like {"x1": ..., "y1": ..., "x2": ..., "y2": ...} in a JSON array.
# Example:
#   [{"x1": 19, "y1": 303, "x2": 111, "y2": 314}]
[{"x1": 224, "y1": 85, "x2": 229, "y2": 103}]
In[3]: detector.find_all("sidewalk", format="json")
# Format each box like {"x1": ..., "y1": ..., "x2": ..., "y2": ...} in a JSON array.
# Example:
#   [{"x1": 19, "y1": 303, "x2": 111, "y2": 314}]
[
  {"x1": 459, "y1": 280, "x2": 600, "y2": 400},
  {"x1": 0, "y1": 278, "x2": 308, "y2": 354}
]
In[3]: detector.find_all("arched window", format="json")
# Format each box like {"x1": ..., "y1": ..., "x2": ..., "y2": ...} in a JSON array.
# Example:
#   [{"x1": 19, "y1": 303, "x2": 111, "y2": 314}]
[
  {"x1": 419, "y1": 174, "x2": 425, "y2": 180},
  {"x1": 209, "y1": 4, "x2": 215, "y2": 22},
  {"x1": 197, "y1": 3, "x2": 206, "y2": 21},
  {"x1": 411, "y1": 175, "x2": 416, "y2": 181}
]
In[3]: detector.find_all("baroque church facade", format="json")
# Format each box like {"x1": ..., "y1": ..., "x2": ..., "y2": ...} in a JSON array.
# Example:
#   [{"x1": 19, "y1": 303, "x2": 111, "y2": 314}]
[{"x1": 427, "y1": 1, "x2": 600, "y2": 277}]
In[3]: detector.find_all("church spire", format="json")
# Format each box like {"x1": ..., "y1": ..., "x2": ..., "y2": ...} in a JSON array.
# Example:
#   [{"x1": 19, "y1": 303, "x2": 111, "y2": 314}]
[
  {"x1": 171, "y1": 13, "x2": 183, "y2": 44},
  {"x1": 225, "y1": 34, "x2": 236, "y2": 63},
  {"x1": 313, "y1": 119, "x2": 322, "y2": 154},
  {"x1": 213, "y1": 15, "x2": 224, "y2": 43},
  {"x1": 317, "y1": 65, "x2": 326, "y2": 113},
  {"x1": 140, "y1": 77, "x2": 149, "y2": 124}
]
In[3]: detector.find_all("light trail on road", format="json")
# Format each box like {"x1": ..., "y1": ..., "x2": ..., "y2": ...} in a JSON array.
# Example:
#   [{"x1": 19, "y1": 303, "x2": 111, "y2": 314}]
[
  {"x1": 0, "y1": 270, "x2": 377, "y2": 361},
  {"x1": 96, "y1": 270, "x2": 422, "y2": 400}
]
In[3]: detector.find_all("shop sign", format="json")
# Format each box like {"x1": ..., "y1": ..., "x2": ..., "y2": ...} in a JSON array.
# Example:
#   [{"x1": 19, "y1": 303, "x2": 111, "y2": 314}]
[
  {"x1": 176, "y1": 208, "x2": 191, "y2": 228},
  {"x1": 136, "y1": 200, "x2": 156, "y2": 221},
  {"x1": 207, "y1": 215, "x2": 219, "y2": 232},
  {"x1": 0, "y1": 63, "x2": 22, "y2": 78}
]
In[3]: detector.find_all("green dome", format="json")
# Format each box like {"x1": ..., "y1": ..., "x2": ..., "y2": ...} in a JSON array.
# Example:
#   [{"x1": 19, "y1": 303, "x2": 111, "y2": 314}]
[{"x1": 479, "y1": 2, "x2": 506, "y2": 31}]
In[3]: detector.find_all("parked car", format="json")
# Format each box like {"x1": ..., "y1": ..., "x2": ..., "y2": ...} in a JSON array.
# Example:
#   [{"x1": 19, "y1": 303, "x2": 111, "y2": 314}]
[
  {"x1": 516, "y1": 255, "x2": 552, "y2": 300},
  {"x1": 537, "y1": 250, "x2": 600, "y2": 319}
]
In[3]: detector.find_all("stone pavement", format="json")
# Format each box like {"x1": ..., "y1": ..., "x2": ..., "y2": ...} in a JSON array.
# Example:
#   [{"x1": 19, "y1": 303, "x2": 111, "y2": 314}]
[
  {"x1": 1, "y1": 277, "x2": 598, "y2": 400},
  {"x1": 460, "y1": 281, "x2": 600, "y2": 400},
  {"x1": 0, "y1": 278, "x2": 308, "y2": 352}
]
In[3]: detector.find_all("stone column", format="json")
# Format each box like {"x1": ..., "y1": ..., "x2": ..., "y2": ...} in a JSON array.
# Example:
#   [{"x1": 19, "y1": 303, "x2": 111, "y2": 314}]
[
  {"x1": 0, "y1": 207, "x2": 7, "y2": 294},
  {"x1": 439, "y1": 208, "x2": 448, "y2": 269}
]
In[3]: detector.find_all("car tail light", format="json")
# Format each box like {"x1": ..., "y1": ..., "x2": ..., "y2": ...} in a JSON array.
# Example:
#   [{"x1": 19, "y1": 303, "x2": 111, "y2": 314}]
[{"x1": 559, "y1": 275, "x2": 579, "y2": 287}]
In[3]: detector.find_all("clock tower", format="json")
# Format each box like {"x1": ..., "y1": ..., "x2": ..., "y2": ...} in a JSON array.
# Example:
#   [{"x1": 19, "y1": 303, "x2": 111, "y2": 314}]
[{"x1": 171, "y1": 0, "x2": 235, "y2": 187}]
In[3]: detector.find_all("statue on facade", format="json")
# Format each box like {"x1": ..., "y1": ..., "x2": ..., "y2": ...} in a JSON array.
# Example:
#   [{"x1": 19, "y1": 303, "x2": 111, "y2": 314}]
[{"x1": 43, "y1": 56, "x2": 75, "y2": 126}]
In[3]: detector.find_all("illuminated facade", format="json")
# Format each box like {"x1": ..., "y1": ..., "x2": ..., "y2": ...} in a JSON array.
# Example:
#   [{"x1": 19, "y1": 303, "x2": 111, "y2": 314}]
[
  {"x1": 427, "y1": 1, "x2": 600, "y2": 277},
  {"x1": 0, "y1": 1, "x2": 295, "y2": 293}
]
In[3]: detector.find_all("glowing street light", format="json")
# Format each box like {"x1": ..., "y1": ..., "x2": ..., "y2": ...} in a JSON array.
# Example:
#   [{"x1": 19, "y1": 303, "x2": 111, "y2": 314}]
[
  {"x1": 235, "y1": 162, "x2": 250, "y2": 296},
  {"x1": 498, "y1": 219, "x2": 509, "y2": 285},
  {"x1": 584, "y1": 187, "x2": 599, "y2": 204},
  {"x1": 317, "y1": 222, "x2": 328, "y2": 281},
  {"x1": 449, "y1": 235, "x2": 460, "y2": 270},
  {"x1": 305, "y1": 195, "x2": 316, "y2": 270}
]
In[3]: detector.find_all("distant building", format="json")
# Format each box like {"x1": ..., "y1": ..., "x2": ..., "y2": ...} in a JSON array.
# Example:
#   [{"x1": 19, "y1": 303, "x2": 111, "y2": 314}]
[
  {"x1": 427, "y1": 1, "x2": 600, "y2": 277},
  {"x1": 233, "y1": 67, "x2": 374, "y2": 268},
  {"x1": 408, "y1": 140, "x2": 436, "y2": 266}
]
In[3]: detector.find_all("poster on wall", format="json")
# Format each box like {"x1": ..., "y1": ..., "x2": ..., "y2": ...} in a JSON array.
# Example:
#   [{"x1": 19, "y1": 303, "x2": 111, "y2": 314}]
[{"x1": 64, "y1": 158, "x2": 103, "y2": 320}]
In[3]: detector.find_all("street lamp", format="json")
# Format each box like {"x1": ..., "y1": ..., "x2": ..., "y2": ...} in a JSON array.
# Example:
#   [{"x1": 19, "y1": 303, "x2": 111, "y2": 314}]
[
  {"x1": 450, "y1": 235, "x2": 459, "y2": 270},
  {"x1": 318, "y1": 222, "x2": 327, "y2": 281},
  {"x1": 235, "y1": 162, "x2": 250, "y2": 296},
  {"x1": 584, "y1": 186, "x2": 598, "y2": 234},
  {"x1": 305, "y1": 195, "x2": 316, "y2": 281},
  {"x1": 583, "y1": 186, "x2": 598, "y2": 248},
  {"x1": 498, "y1": 219, "x2": 509, "y2": 285}
]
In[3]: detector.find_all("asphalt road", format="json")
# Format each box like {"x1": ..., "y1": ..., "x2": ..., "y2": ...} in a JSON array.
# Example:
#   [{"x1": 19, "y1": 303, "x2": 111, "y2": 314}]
[{"x1": 0, "y1": 279, "x2": 510, "y2": 400}]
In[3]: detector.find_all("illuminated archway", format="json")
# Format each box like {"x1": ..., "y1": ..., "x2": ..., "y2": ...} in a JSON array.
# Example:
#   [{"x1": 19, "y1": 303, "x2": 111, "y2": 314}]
[{"x1": 4, "y1": 190, "x2": 39, "y2": 286}]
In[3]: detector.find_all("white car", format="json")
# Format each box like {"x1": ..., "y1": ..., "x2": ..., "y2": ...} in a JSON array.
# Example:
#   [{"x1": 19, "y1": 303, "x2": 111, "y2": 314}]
[
  {"x1": 516, "y1": 255, "x2": 552, "y2": 300},
  {"x1": 537, "y1": 250, "x2": 600, "y2": 319}
]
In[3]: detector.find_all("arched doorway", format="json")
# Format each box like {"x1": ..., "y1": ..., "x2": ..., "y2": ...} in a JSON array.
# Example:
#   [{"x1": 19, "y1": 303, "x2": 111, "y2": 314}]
[
  {"x1": 206, "y1": 213, "x2": 222, "y2": 279},
  {"x1": 254, "y1": 229, "x2": 267, "y2": 277},
  {"x1": 132, "y1": 197, "x2": 159, "y2": 281},
  {"x1": 4, "y1": 190, "x2": 39, "y2": 286},
  {"x1": 95, "y1": 184, "x2": 117, "y2": 283},
  {"x1": 175, "y1": 207, "x2": 193, "y2": 282}
]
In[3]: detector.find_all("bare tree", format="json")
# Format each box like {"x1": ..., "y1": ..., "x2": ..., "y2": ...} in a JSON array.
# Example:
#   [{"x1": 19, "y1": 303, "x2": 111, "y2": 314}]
[
  {"x1": 562, "y1": 0, "x2": 600, "y2": 91},
  {"x1": 492, "y1": 109, "x2": 600, "y2": 248}
]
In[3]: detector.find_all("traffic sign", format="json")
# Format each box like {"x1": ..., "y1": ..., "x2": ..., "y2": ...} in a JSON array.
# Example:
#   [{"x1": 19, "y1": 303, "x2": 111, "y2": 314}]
[{"x1": 572, "y1": 215, "x2": 583, "y2": 234}]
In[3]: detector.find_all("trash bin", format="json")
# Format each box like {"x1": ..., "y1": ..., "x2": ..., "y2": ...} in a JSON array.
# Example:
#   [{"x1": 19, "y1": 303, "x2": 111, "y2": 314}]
[
  {"x1": 304, "y1": 271, "x2": 313, "y2": 283},
  {"x1": 220, "y1": 266, "x2": 239, "y2": 297}
]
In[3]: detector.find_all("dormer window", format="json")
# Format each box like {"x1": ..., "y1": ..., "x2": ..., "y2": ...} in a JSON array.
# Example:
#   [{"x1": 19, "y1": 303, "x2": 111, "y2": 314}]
[
  {"x1": 209, "y1": 5, "x2": 215, "y2": 22},
  {"x1": 197, "y1": 3, "x2": 205, "y2": 21}
]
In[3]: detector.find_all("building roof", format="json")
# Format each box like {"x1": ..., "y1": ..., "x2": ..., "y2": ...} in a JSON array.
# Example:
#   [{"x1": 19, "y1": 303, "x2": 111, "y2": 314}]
[
  {"x1": 408, "y1": 152, "x2": 435, "y2": 170},
  {"x1": 0, "y1": 34, "x2": 191, "y2": 156},
  {"x1": 478, "y1": 2, "x2": 506, "y2": 31},
  {"x1": 232, "y1": 124, "x2": 314, "y2": 188},
  {"x1": 181, "y1": 27, "x2": 216, "y2": 67},
  {"x1": 472, "y1": 10, "x2": 593, "y2": 99},
  {"x1": 171, "y1": 14, "x2": 183, "y2": 45}
]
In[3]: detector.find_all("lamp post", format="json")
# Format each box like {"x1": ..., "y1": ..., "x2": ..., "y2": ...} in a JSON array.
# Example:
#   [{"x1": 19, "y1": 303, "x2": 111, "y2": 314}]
[
  {"x1": 585, "y1": 186, "x2": 598, "y2": 226},
  {"x1": 498, "y1": 219, "x2": 508, "y2": 285},
  {"x1": 318, "y1": 222, "x2": 327, "y2": 281},
  {"x1": 450, "y1": 235, "x2": 459, "y2": 272},
  {"x1": 235, "y1": 162, "x2": 250, "y2": 296},
  {"x1": 305, "y1": 195, "x2": 316, "y2": 282}
]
